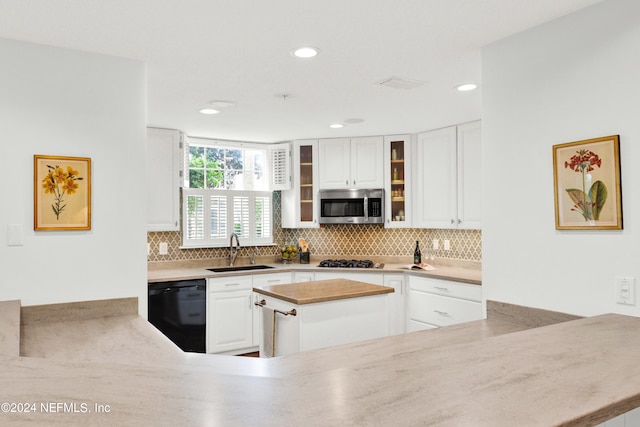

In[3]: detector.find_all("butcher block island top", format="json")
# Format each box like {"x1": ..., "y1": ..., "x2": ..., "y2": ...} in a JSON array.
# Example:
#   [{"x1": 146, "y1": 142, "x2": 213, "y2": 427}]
[{"x1": 253, "y1": 278, "x2": 394, "y2": 304}]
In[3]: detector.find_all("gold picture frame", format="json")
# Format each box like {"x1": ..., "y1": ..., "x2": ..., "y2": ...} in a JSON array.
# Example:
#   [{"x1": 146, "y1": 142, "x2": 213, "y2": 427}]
[
  {"x1": 553, "y1": 135, "x2": 622, "y2": 230},
  {"x1": 34, "y1": 155, "x2": 91, "y2": 230}
]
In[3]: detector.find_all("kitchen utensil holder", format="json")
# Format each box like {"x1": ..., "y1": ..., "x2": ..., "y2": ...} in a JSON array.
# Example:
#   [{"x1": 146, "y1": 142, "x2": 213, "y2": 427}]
[{"x1": 300, "y1": 251, "x2": 310, "y2": 264}]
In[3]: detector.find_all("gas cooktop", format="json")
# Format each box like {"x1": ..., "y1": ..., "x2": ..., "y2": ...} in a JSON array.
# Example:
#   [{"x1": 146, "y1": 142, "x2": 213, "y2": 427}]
[{"x1": 318, "y1": 259, "x2": 383, "y2": 269}]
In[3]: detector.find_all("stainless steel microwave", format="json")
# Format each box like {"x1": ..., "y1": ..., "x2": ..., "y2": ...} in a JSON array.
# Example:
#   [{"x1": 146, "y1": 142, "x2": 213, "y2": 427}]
[{"x1": 318, "y1": 189, "x2": 384, "y2": 224}]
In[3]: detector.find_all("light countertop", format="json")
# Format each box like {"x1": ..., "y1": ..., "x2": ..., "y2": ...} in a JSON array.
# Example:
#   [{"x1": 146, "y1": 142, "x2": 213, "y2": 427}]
[
  {"x1": 3, "y1": 307, "x2": 640, "y2": 426},
  {"x1": 253, "y1": 278, "x2": 394, "y2": 304},
  {"x1": 148, "y1": 257, "x2": 481, "y2": 285}
]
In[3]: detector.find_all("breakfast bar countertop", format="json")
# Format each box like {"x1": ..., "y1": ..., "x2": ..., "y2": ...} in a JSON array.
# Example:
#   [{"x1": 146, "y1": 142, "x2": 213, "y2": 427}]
[
  {"x1": 3, "y1": 311, "x2": 640, "y2": 426},
  {"x1": 253, "y1": 278, "x2": 394, "y2": 304}
]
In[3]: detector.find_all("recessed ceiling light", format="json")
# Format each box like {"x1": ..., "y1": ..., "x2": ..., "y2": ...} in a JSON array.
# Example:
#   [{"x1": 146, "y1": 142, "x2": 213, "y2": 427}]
[
  {"x1": 329, "y1": 123, "x2": 344, "y2": 129},
  {"x1": 207, "y1": 100, "x2": 236, "y2": 108},
  {"x1": 199, "y1": 107, "x2": 220, "y2": 115},
  {"x1": 456, "y1": 83, "x2": 478, "y2": 92},
  {"x1": 291, "y1": 46, "x2": 320, "y2": 59}
]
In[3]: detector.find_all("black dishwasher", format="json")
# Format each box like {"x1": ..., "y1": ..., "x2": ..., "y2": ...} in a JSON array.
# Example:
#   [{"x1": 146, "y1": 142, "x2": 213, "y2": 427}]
[{"x1": 148, "y1": 279, "x2": 206, "y2": 353}]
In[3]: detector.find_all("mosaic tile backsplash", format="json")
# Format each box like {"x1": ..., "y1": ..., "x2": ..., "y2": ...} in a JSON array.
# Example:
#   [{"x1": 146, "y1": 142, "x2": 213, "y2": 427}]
[{"x1": 147, "y1": 192, "x2": 481, "y2": 263}]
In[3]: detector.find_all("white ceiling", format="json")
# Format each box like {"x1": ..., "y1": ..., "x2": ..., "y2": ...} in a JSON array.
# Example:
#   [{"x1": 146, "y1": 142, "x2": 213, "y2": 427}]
[{"x1": 0, "y1": 0, "x2": 602, "y2": 142}]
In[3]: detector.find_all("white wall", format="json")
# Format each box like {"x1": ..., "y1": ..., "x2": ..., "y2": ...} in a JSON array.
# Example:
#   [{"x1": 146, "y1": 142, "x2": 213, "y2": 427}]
[
  {"x1": 0, "y1": 39, "x2": 148, "y2": 315},
  {"x1": 482, "y1": 0, "x2": 640, "y2": 317}
]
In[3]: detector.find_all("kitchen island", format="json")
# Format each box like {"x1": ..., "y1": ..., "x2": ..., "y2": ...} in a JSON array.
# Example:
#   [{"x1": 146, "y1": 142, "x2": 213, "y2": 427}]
[
  {"x1": 253, "y1": 279, "x2": 394, "y2": 356},
  {"x1": 2, "y1": 298, "x2": 640, "y2": 426}
]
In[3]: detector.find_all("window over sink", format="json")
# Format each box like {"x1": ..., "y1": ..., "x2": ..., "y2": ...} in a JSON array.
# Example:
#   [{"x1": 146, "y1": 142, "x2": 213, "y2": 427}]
[{"x1": 181, "y1": 137, "x2": 284, "y2": 248}]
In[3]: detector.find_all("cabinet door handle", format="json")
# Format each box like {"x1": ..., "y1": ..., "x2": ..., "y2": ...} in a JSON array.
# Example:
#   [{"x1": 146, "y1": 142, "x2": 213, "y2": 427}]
[
  {"x1": 434, "y1": 286, "x2": 449, "y2": 292},
  {"x1": 434, "y1": 310, "x2": 449, "y2": 316},
  {"x1": 353, "y1": 180, "x2": 356, "y2": 186},
  {"x1": 450, "y1": 218, "x2": 455, "y2": 224},
  {"x1": 225, "y1": 283, "x2": 240, "y2": 287},
  {"x1": 457, "y1": 219, "x2": 462, "y2": 224},
  {"x1": 249, "y1": 295, "x2": 252, "y2": 309},
  {"x1": 267, "y1": 279, "x2": 280, "y2": 283}
]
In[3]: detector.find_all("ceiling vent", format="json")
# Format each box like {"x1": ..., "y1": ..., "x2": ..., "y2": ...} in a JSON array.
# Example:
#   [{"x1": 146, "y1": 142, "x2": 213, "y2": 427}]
[{"x1": 376, "y1": 76, "x2": 426, "y2": 90}]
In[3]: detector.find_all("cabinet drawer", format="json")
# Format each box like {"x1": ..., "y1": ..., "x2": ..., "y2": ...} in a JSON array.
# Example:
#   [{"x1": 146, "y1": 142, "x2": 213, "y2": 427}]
[
  {"x1": 409, "y1": 292, "x2": 481, "y2": 327},
  {"x1": 252, "y1": 272, "x2": 292, "y2": 287},
  {"x1": 409, "y1": 276, "x2": 481, "y2": 302},
  {"x1": 207, "y1": 276, "x2": 253, "y2": 292}
]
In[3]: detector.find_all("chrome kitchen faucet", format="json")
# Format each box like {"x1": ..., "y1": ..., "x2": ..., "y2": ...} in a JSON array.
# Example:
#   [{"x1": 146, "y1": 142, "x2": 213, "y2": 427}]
[{"x1": 229, "y1": 232, "x2": 240, "y2": 267}]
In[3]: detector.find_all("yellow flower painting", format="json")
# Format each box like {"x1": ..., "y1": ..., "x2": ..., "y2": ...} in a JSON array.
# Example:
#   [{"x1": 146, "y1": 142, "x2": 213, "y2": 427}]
[{"x1": 34, "y1": 155, "x2": 91, "y2": 230}]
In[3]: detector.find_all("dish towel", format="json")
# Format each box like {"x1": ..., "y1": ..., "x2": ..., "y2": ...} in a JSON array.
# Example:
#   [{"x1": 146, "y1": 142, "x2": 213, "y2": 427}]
[{"x1": 262, "y1": 306, "x2": 277, "y2": 358}]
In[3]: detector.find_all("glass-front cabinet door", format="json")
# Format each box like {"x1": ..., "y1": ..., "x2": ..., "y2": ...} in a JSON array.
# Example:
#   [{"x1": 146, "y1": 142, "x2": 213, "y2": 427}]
[
  {"x1": 384, "y1": 135, "x2": 411, "y2": 228},
  {"x1": 281, "y1": 139, "x2": 319, "y2": 228}
]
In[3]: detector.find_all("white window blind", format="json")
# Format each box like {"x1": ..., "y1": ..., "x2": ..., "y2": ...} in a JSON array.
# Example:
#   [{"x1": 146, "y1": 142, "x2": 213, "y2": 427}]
[
  {"x1": 269, "y1": 143, "x2": 291, "y2": 190},
  {"x1": 182, "y1": 189, "x2": 273, "y2": 248}
]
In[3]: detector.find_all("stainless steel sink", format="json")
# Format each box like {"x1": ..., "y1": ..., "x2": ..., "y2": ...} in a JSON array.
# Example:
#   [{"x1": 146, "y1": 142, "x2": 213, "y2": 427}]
[{"x1": 207, "y1": 265, "x2": 275, "y2": 273}]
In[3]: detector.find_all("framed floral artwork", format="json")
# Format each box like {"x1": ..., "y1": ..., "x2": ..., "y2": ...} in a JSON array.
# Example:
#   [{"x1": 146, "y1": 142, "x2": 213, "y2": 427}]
[
  {"x1": 553, "y1": 135, "x2": 622, "y2": 230},
  {"x1": 34, "y1": 155, "x2": 91, "y2": 230}
]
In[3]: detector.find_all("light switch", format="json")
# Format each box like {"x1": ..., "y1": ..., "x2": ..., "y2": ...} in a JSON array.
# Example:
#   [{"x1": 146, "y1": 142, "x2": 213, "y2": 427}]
[
  {"x1": 444, "y1": 240, "x2": 450, "y2": 251},
  {"x1": 432, "y1": 239, "x2": 439, "y2": 250},
  {"x1": 616, "y1": 277, "x2": 635, "y2": 305},
  {"x1": 7, "y1": 224, "x2": 23, "y2": 246}
]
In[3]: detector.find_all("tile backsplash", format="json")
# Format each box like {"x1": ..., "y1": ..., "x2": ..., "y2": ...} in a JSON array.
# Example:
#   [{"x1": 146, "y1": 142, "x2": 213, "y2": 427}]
[{"x1": 147, "y1": 192, "x2": 481, "y2": 263}]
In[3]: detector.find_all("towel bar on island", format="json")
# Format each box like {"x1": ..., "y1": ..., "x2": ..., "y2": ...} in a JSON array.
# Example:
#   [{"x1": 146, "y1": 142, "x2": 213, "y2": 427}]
[{"x1": 254, "y1": 299, "x2": 297, "y2": 317}]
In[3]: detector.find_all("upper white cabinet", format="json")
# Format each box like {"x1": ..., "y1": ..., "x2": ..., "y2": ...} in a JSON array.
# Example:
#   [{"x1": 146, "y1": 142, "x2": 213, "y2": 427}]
[
  {"x1": 413, "y1": 121, "x2": 481, "y2": 229},
  {"x1": 456, "y1": 121, "x2": 482, "y2": 229},
  {"x1": 146, "y1": 128, "x2": 181, "y2": 232},
  {"x1": 383, "y1": 134, "x2": 412, "y2": 228},
  {"x1": 281, "y1": 139, "x2": 319, "y2": 228},
  {"x1": 318, "y1": 136, "x2": 384, "y2": 189}
]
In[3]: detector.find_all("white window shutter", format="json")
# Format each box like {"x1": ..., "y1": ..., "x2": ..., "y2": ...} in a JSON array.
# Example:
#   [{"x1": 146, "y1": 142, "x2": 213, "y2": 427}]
[{"x1": 269, "y1": 142, "x2": 291, "y2": 190}]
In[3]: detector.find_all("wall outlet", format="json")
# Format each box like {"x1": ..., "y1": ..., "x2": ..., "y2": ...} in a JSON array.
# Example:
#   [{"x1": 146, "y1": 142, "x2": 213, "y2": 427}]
[
  {"x1": 443, "y1": 240, "x2": 450, "y2": 251},
  {"x1": 147, "y1": 243, "x2": 150, "y2": 256},
  {"x1": 615, "y1": 276, "x2": 635, "y2": 305},
  {"x1": 432, "y1": 239, "x2": 439, "y2": 250},
  {"x1": 159, "y1": 242, "x2": 168, "y2": 255}
]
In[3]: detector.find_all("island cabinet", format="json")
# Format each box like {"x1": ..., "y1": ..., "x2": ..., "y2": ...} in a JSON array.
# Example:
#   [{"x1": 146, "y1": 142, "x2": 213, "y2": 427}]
[
  {"x1": 254, "y1": 279, "x2": 393, "y2": 357},
  {"x1": 407, "y1": 275, "x2": 481, "y2": 332},
  {"x1": 318, "y1": 136, "x2": 384, "y2": 189}
]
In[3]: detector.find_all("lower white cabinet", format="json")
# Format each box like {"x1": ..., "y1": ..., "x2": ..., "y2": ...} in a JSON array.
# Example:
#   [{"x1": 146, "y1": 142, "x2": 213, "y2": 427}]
[
  {"x1": 207, "y1": 272, "x2": 292, "y2": 354},
  {"x1": 407, "y1": 276, "x2": 482, "y2": 332},
  {"x1": 384, "y1": 274, "x2": 406, "y2": 335},
  {"x1": 206, "y1": 276, "x2": 253, "y2": 354}
]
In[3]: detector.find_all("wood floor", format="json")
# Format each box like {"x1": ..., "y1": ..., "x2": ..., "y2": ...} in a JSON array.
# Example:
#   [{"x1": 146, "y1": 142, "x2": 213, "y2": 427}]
[{"x1": 237, "y1": 351, "x2": 259, "y2": 358}]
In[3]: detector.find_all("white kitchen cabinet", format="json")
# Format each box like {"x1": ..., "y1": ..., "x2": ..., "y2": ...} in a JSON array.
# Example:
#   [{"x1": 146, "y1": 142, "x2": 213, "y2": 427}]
[
  {"x1": 383, "y1": 134, "x2": 412, "y2": 228},
  {"x1": 252, "y1": 272, "x2": 292, "y2": 346},
  {"x1": 313, "y1": 271, "x2": 384, "y2": 285},
  {"x1": 257, "y1": 291, "x2": 390, "y2": 357},
  {"x1": 292, "y1": 271, "x2": 315, "y2": 282},
  {"x1": 146, "y1": 127, "x2": 182, "y2": 231},
  {"x1": 281, "y1": 139, "x2": 320, "y2": 228},
  {"x1": 206, "y1": 276, "x2": 253, "y2": 354},
  {"x1": 407, "y1": 275, "x2": 482, "y2": 331},
  {"x1": 318, "y1": 136, "x2": 384, "y2": 189},
  {"x1": 384, "y1": 274, "x2": 406, "y2": 335},
  {"x1": 413, "y1": 121, "x2": 481, "y2": 229}
]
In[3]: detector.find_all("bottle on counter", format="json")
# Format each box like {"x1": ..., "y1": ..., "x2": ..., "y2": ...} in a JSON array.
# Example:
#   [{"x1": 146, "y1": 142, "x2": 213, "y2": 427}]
[{"x1": 414, "y1": 240, "x2": 421, "y2": 264}]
